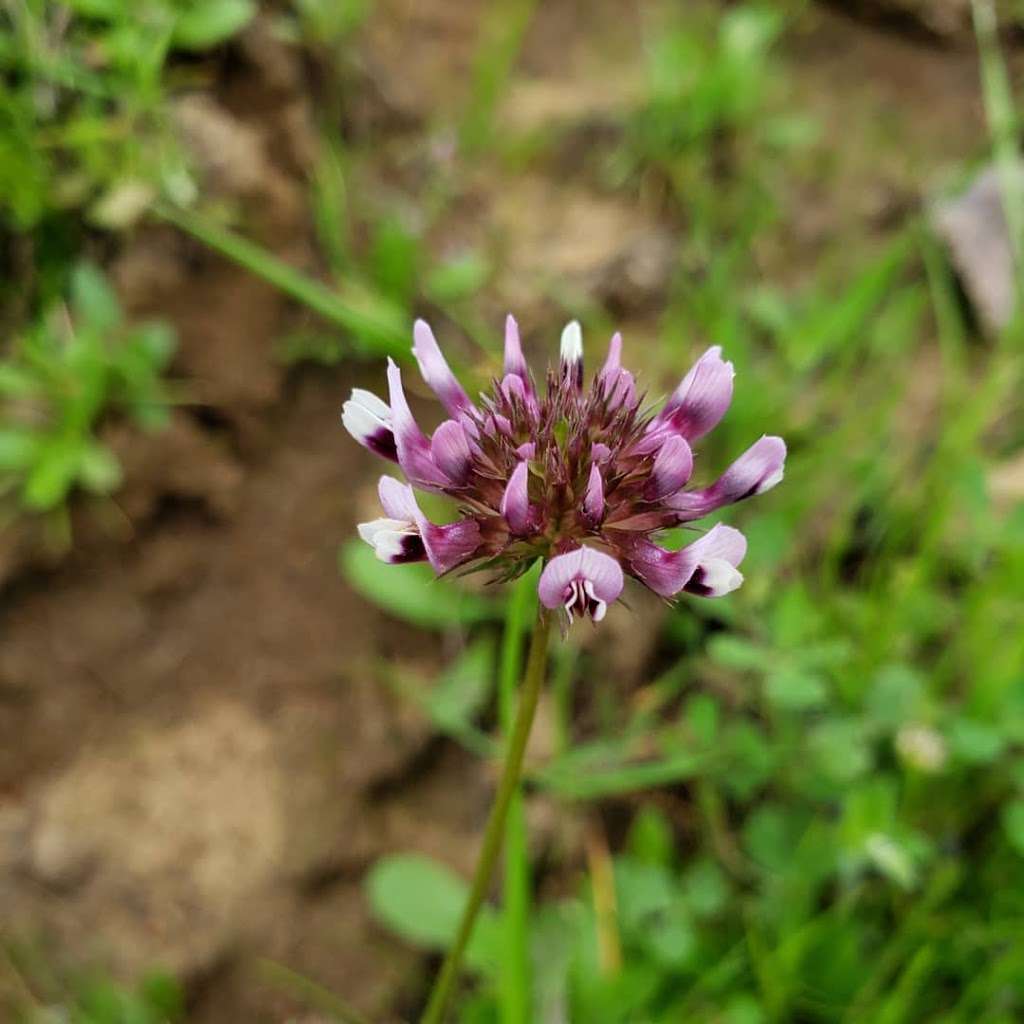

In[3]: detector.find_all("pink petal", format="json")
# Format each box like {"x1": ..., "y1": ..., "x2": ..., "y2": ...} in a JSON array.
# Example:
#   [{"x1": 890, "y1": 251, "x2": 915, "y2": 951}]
[
  {"x1": 501, "y1": 460, "x2": 531, "y2": 534},
  {"x1": 577, "y1": 546, "x2": 624, "y2": 604},
  {"x1": 607, "y1": 369, "x2": 637, "y2": 410},
  {"x1": 501, "y1": 372, "x2": 539, "y2": 419},
  {"x1": 656, "y1": 346, "x2": 735, "y2": 441},
  {"x1": 418, "y1": 518, "x2": 482, "y2": 574},
  {"x1": 386, "y1": 359, "x2": 449, "y2": 488},
  {"x1": 377, "y1": 474, "x2": 481, "y2": 572},
  {"x1": 431, "y1": 419, "x2": 473, "y2": 484},
  {"x1": 627, "y1": 524, "x2": 746, "y2": 598},
  {"x1": 503, "y1": 314, "x2": 529, "y2": 380},
  {"x1": 583, "y1": 463, "x2": 604, "y2": 524},
  {"x1": 378, "y1": 475, "x2": 419, "y2": 521},
  {"x1": 538, "y1": 546, "x2": 624, "y2": 616},
  {"x1": 667, "y1": 436, "x2": 786, "y2": 520},
  {"x1": 600, "y1": 332, "x2": 622, "y2": 381},
  {"x1": 412, "y1": 319, "x2": 475, "y2": 418},
  {"x1": 644, "y1": 435, "x2": 694, "y2": 500},
  {"x1": 489, "y1": 413, "x2": 513, "y2": 436}
]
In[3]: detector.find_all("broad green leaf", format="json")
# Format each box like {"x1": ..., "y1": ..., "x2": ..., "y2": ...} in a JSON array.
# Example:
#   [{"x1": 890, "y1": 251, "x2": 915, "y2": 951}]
[
  {"x1": 626, "y1": 806, "x2": 675, "y2": 867},
  {"x1": 686, "y1": 693, "x2": 719, "y2": 744},
  {"x1": 743, "y1": 804, "x2": 801, "y2": 873},
  {"x1": 1002, "y1": 800, "x2": 1024, "y2": 856},
  {"x1": 719, "y1": 721, "x2": 774, "y2": 799},
  {"x1": 77, "y1": 442, "x2": 123, "y2": 494},
  {"x1": 22, "y1": 438, "x2": 84, "y2": 510},
  {"x1": 866, "y1": 664, "x2": 926, "y2": 728},
  {"x1": 708, "y1": 634, "x2": 768, "y2": 672},
  {"x1": 339, "y1": 541, "x2": 497, "y2": 629},
  {"x1": 172, "y1": 0, "x2": 257, "y2": 50},
  {"x1": 864, "y1": 832, "x2": 917, "y2": 890},
  {"x1": 365, "y1": 854, "x2": 500, "y2": 973},
  {"x1": 948, "y1": 718, "x2": 1006, "y2": 765},
  {"x1": 64, "y1": 0, "x2": 122, "y2": 16},
  {"x1": 0, "y1": 428, "x2": 41, "y2": 471},
  {"x1": 368, "y1": 216, "x2": 420, "y2": 303},
  {"x1": 680, "y1": 859, "x2": 729, "y2": 918},
  {"x1": 71, "y1": 262, "x2": 122, "y2": 333},
  {"x1": 0, "y1": 364, "x2": 40, "y2": 397},
  {"x1": 130, "y1": 322, "x2": 177, "y2": 371},
  {"x1": 764, "y1": 668, "x2": 827, "y2": 710},
  {"x1": 426, "y1": 637, "x2": 495, "y2": 732}
]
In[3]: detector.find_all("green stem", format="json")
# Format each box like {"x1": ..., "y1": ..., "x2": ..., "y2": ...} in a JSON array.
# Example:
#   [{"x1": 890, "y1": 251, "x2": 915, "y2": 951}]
[
  {"x1": 151, "y1": 202, "x2": 406, "y2": 356},
  {"x1": 420, "y1": 609, "x2": 552, "y2": 1024},
  {"x1": 498, "y1": 573, "x2": 538, "y2": 1024}
]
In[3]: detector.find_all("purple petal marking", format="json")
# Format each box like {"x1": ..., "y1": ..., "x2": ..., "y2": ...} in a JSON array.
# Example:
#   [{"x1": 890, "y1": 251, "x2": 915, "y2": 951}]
[
  {"x1": 583, "y1": 463, "x2": 604, "y2": 524},
  {"x1": 591, "y1": 442, "x2": 612, "y2": 464},
  {"x1": 656, "y1": 346, "x2": 735, "y2": 441},
  {"x1": 359, "y1": 478, "x2": 426, "y2": 563},
  {"x1": 682, "y1": 525, "x2": 747, "y2": 597},
  {"x1": 560, "y1": 320, "x2": 584, "y2": 389},
  {"x1": 418, "y1": 517, "x2": 482, "y2": 574},
  {"x1": 501, "y1": 460, "x2": 531, "y2": 534},
  {"x1": 386, "y1": 358, "x2": 450, "y2": 488},
  {"x1": 412, "y1": 319, "x2": 475, "y2": 418},
  {"x1": 538, "y1": 546, "x2": 624, "y2": 622},
  {"x1": 666, "y1": 435, "x2": 786, "y2": 520},
  {"x1": 503, "y1": 314, "x2": 529, "y2": 380},
  {"x1": 627, "y1": 524, "x2": 746, "y2": 598},
  {"x1": 341, "y1": 388, "x2": 398, "y2": 462},
  {"x1": 366, "y1": 475, "x2": 479, "y2": 572},
  {"x1": 357, "y1": 517, "x2": 427, "y2": 564},
  {"x1": 644, "y1": 434, "x2": 694, "y2": 500},
  {"x1": 431, "y1": 419, "x2": 473, "y2": 484}
]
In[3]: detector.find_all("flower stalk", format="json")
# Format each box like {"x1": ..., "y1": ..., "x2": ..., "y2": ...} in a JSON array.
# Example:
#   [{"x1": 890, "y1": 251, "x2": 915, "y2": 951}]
[{"x1": 419, "y1": 609, "x2": 552, "y2": 1024}]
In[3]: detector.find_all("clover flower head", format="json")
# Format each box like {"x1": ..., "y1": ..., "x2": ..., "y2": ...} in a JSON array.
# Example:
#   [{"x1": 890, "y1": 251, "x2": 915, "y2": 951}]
[{"x1": 343, "y1": 316, "x2": 785, "y2": 626}]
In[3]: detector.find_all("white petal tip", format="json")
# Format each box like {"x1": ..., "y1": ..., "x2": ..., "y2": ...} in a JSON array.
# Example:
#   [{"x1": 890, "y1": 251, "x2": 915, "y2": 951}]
[{"x1": 560, "y1": 320, "x2": 583, "y2": 362}]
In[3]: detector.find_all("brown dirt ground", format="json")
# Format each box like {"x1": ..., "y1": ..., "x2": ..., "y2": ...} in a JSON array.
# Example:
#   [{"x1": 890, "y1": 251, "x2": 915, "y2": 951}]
[{"x1": 0, "y1": 1, "x2": 992, "y2": 1019}]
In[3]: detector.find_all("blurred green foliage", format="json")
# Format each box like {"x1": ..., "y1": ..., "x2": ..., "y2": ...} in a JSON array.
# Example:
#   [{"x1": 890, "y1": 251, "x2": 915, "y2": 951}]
[
  {"x1": 355, "y1": 2, "x2": 1024, "y2": 1022},
  {"x1": 0, "y1": 0, "x2": 256, "y2": 234},
  {"x1": 0, "y1": 942, "x2": 183, "y2": 1024},
  {"x1": 0, "y1": 263, "x2": 175, "y2": 512}
]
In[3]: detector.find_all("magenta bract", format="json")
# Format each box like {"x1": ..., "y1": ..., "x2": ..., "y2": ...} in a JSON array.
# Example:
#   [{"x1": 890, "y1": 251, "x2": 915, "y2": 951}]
[{"x1": 344, "y1": 316, "x2": 785, "y2": 624}]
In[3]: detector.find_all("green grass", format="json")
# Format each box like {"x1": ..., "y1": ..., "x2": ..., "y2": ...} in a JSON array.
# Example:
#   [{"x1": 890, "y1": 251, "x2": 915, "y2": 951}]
[{"x1": 0, "y1": 262, "x2": 175, "y2": 516}]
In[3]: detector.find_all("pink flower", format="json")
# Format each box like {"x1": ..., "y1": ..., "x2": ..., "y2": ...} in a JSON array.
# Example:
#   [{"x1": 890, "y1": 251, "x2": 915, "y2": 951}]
[{"x1": 343, "y1": 318, "x2": 785, "y2": 625}]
